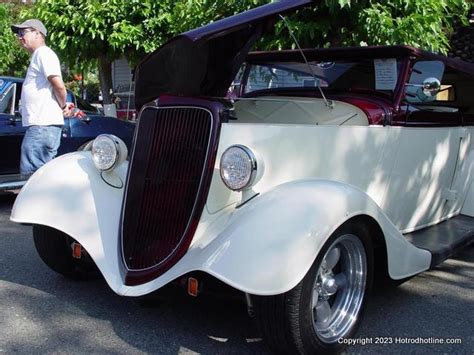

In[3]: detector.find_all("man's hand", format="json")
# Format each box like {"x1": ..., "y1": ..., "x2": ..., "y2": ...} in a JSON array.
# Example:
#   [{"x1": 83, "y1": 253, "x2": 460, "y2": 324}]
[
  {"x1": 62, "y1": 103, "x2": 86, "y2": 118},
  {"x1": 62, "y1": 103, "x2": 74, "y2": 117}
]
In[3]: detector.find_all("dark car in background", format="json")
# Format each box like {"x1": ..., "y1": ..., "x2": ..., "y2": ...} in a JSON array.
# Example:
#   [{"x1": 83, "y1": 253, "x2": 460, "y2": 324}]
[{"x1": 0, "y1": 76, "x2": 135, "y2": 190}]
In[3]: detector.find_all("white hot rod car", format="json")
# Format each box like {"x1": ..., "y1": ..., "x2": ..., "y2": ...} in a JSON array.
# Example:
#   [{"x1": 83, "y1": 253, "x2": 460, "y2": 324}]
[{"x1": 11, "y1": 0, "x2": 473, "y2": 353}]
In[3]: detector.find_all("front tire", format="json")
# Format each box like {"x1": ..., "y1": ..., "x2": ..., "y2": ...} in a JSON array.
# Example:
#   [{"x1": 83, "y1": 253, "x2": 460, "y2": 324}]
[
  {"x1": 254, "y1": 222, "x2": 373, "y2": 354},
  {"x1": 33, "y1": 225, "x2": 99, "y2": 280}
]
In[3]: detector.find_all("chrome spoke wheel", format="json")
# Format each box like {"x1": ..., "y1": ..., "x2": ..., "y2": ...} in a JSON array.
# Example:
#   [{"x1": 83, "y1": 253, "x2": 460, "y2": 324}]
[{"x1": 311, "y1": 234, "x2": 367, "y2": 343}]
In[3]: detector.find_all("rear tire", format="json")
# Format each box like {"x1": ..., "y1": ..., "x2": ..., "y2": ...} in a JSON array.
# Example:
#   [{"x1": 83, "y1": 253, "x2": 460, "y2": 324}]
[
  {"x1": 33, "y1": 225, "x2": 100, "y2": 280},
  {"x1": 254, "y1": 222, "x2": 373, "y2": 354}
]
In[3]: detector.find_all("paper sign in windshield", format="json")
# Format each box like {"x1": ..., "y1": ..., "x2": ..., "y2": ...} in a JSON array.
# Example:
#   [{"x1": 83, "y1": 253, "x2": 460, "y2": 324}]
[{"x1": 374, "y1": 59, "x2": 397, "y2": 90}]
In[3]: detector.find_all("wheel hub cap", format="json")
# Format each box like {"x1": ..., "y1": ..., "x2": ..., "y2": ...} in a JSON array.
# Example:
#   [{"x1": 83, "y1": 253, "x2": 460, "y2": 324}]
[{"x1": 321, "y1": 275, "x2": 338, "y2": 296}]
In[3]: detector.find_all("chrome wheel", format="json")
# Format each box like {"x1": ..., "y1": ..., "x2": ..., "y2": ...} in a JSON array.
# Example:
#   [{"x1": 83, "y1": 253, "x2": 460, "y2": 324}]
[{"x1": 312, "y1": 233, "x2": 367, "y2": 343}]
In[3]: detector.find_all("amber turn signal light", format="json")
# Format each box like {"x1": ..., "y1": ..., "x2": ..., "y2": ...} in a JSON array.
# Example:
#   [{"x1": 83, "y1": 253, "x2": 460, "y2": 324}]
[
  {"x1": 187, "y1": 277, "x2": 199, "y2": 297},
  {"x1": 72, "y1": 242, "x2": 82, "y2": 259}
]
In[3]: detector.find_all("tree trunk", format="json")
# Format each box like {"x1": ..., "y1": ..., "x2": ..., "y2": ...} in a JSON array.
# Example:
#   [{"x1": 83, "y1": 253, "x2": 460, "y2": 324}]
[{"x1": 98, "y1": 55, "x2": 113, "y2": 105}]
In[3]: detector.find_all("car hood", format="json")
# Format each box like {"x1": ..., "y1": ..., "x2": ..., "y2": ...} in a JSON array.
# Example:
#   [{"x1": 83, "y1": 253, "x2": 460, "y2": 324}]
[{"x1": 134, "y1": 0, "x2": 313, "y2": 109}]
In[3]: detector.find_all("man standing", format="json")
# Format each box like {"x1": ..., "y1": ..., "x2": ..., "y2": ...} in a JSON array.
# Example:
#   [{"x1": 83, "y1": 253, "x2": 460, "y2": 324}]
[{"x1": 11, "y1": 19, "x2": 71, "y2": 175}]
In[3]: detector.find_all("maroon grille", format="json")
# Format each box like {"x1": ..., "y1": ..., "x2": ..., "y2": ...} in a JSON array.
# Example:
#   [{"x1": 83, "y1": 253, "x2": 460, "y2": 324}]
[{"x1": 121, "y1": 106, "x2": 215, "y2": 285}]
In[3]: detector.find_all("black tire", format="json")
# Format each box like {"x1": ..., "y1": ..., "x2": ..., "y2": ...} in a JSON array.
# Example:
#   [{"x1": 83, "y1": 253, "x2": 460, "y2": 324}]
[
  {"x1": 254, "y1": 222, "x2": 373, "y2": 354},
  {"x1": 33, "y1": 224, "x2": 100, "y2": 280}
]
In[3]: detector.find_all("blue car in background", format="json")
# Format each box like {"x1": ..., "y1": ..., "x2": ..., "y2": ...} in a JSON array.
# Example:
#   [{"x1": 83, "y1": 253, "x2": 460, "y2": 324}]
[{"x1": 0, "y1": 76, "x2": 135, "y2": 190}]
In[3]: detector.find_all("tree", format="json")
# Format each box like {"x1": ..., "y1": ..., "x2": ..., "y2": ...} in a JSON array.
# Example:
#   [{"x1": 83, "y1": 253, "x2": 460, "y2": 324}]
[
  {"x1": 25, "y1": 0, "x2": 164, "y2": 104},
  {"x1": 0, "y1": 2, "x2": 30, "y2": 77},
  {"x1": 267, "y1": 0, "x2": 470, "y2": 54},
  {"x1": 25, "y1": 0, "x2": 267, "y2": 104},
  {"x1": 18, "y1": 0, "x2": 471, "y2": 105}
]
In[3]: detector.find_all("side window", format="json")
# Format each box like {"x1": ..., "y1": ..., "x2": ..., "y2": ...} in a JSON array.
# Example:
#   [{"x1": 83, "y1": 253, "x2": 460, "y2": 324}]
[
  {"x1": 406, "y1": 61, "x2": 445, "y2": 103},
  {"x1": 402, "y1": 60, "x2": 472, "y2": 126},
  {"x1": 15, "y1": 83, "x2": 22, "y2": 114},
  {"x1": 0, "y1": 81, "x2": 16, "y2": 115}
]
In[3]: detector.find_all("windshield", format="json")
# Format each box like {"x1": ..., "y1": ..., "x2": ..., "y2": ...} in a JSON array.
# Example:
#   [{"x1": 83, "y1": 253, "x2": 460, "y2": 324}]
[{"x1": 243, "y1": 58, "x2": 402, "y2": 99}]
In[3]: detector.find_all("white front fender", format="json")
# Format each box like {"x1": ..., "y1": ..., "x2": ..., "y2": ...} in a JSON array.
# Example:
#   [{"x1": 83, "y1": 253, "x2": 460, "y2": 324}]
[{"x1": 11, "y1": 152, "x2": 129, "y2": 292}]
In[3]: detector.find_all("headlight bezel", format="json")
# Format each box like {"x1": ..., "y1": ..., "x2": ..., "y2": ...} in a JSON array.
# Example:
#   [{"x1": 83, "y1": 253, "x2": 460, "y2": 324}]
[
  {"x1": 219, "y1": 144, "x2": 258, "y2": 191},
  {"x1": 91, "y1": 134, "x2": 127, "y2": 172}
]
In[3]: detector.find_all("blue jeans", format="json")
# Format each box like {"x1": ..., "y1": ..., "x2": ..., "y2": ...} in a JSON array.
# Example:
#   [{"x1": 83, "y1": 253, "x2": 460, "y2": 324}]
[{"x1": 20, "y1": 125, "x2": 62, "y2": 175}]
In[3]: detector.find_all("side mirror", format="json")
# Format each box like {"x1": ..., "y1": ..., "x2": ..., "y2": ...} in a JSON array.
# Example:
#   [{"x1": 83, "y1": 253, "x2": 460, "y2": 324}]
[
  {"x1": 421, "y1": 77, "x2": 441, "y2": 97},
  {"x1": 405, "y1": 77, "x2": 442, "y2": 102}
]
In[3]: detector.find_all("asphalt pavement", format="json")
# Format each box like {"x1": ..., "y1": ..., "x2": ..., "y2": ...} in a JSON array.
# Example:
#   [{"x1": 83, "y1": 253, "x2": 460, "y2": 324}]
[{"x1": 0, "y1": 193, "x2": 472, "y2": 354}]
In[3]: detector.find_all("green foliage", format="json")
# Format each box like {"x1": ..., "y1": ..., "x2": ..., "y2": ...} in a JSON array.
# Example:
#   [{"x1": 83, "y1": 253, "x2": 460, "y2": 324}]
[
  {"x1": 3, "y1": 0, "x2": 469, "y2": 102},
  {"x1": 358, "y1": 0, "x2": 470, "y2": 54},
  {"x1": 19, "y1": 0, "x2": 271, "y2": 103},
  {"x1": 23, "y1": 0, "x2": 267, "y2": 67},
  {"x1": 20, "y1": 0, "x2": 471, "y2": 68},
  {"x1": 268, "y1": 0, "x2": 470, "y2": 54},
  {"x1": 0, "y1": 2, "x2": 30, "y2": 76}
]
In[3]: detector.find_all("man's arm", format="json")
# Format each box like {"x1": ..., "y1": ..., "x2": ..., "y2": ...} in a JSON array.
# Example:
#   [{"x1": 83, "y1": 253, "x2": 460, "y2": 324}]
[{"x1": 48, "y1": 75, "x2": 67, "y2": 109}]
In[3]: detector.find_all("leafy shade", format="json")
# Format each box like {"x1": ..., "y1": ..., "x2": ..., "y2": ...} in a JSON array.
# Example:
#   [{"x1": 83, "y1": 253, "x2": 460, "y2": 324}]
[
  {"x1": 22, "y1": 0, "x2": 270, "y2": 103},
  {"x1": 24, "y1": 0, "x2": 176, "y2": 103},
  {"x1": 0, "y1": 3, "x2": 30, "y2": 76},
  {"x1": 18, "y1": 0, "x2": 471, "y2": 104},
  {"x1": 267, "y1": 0, "x2": 470, "y2": 54},
  {"x1": 358, "y1": 0, "x2": 470, "y2": 54}
]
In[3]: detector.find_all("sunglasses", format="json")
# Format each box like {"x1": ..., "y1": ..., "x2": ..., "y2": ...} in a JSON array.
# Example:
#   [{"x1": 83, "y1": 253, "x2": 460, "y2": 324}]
[{"x1": 16, "y1": 29, "x2": 36, "y2": 38}]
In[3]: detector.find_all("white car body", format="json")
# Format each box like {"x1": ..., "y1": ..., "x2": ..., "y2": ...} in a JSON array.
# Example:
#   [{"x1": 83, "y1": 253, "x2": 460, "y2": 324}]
[{"x1": 11, "y1": 95, "x2": 472, "y2": 295}]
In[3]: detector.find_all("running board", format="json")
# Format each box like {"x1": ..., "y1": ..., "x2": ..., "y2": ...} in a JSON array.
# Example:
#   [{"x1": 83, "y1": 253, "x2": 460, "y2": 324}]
[
  {"x1": 404, "y1": 214, "x2": 474, "y2": 268},
  {"x1": 0, "y1": 174, "x2": 27, "y2": 191}
]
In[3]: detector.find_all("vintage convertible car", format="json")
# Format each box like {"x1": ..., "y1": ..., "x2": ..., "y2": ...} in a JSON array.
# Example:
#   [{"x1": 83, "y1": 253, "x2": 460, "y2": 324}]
[
  {"x1": 0, "y1": 76, "x2": 135, "y2": 190},
  {"x1": 11, "y1": 0, "x2": 473, "y2": 353}
]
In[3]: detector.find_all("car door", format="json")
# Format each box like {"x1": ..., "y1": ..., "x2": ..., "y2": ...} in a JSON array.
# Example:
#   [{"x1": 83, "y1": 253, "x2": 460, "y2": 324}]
[
  {"x1": 383, "y1": 60, "x2": 465, "y2": 231},
  {"x1": 383, "y1": 124, "x2": 462, "y2": 231},
  {"x1": 0, "y1": 80, "x2": 25, "y2": 175}
]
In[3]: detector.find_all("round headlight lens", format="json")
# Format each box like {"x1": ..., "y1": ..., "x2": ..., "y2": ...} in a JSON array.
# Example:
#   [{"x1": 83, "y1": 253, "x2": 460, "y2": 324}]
[
  {"x1": 91, "y1": 134, "x2": 120, "y2": 171},
  {"x1": 220, "y1": 145, "x2": 257, "y2": 191}
]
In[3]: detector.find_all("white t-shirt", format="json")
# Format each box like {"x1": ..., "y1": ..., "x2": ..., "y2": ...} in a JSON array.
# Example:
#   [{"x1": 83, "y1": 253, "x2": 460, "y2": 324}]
[{"x1": 21, "y1": 45, "x2": 64, "y2": 127}]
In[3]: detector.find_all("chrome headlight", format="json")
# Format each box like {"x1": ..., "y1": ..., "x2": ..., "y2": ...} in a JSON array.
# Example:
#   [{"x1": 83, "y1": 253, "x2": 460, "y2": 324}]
[
  {"x1": 91, "y1": 134, "x2": 128, "y2": 172},
  {"x1": 220, "y1": 145, "x2": 257, "y2": 191}
]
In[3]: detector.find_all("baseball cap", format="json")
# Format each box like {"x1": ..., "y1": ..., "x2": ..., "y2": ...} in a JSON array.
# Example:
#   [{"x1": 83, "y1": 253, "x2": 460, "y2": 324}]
[{"x1": 11, "y1": 19, "x2": 47, "y2": 37}]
